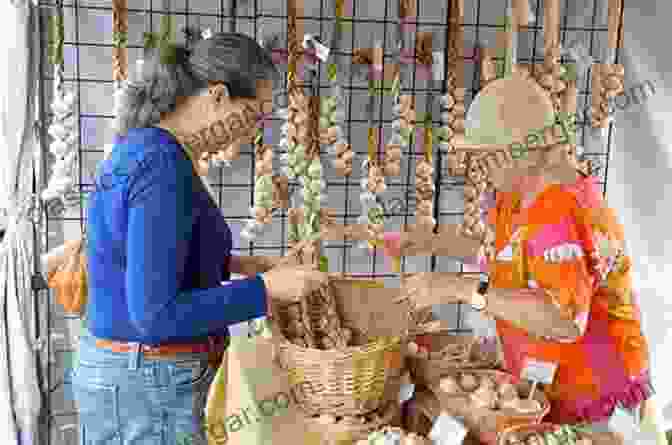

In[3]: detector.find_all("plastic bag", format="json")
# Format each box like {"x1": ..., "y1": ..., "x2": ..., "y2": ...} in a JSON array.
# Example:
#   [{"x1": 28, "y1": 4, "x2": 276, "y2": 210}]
[{"x1": 47, "y1": 236, "x2": 87, "y2": 315}]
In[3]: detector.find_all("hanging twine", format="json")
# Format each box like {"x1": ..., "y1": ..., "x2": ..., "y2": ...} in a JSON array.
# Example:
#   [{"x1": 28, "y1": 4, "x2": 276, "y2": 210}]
[{"x1": 112, "y1": 0, "x2": 128, "y2": 86}]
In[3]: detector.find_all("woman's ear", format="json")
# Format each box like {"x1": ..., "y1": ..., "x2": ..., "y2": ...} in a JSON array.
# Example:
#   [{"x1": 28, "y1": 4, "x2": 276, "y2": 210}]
[{"x1": 208, "y1": 83, "x2": 230, "y2": 106}]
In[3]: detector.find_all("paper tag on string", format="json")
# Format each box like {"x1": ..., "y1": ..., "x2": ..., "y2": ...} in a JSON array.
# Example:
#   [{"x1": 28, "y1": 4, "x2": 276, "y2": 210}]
[
  {"x1": 302, "y1": 34, "x2": 330, "y2": 62},
  {"x1": 464, "y1": 306, "x2": 498, "y2": 341},
  {"x1": 432, "y1": 51, "x2": 445, "y2": 81},
  {"x1": 399, "y1": 383, "x2": 415, "y2": 403},
  {"x1": 429, "y1": 412, "x2": 468, "y2": 445},
  {"x1": 606, "y1": 405, "x2": 658, "y2": 444},
  {"x1": 521, "y1": 358, "x2": 557, "y2": 385}
]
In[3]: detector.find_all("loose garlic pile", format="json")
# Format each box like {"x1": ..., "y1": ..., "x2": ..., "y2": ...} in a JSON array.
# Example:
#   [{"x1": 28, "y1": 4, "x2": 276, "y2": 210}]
[
  {"x1": 505, "y1": 425, "x2": 593, "y2": 445},
  {"x1": 308, "y1": 283, "x2": 351, "y2": 349},
  {"x1": 281, "y1": 281, "x2": 353, "y2": 350},
  {"x1": 283, "y1": 302, "x2": 317, "y2": 348},
  {"x1": 406, "y1": 340, "x2": 469, "y2": 362},
  {"x1": 590, "y1": 64, "x2": 624, "y2": 129},
  {"x1": 438, "y1": 373, "x2": 542, "y2": 414},
  {"x1": 356, "y1": 426, "x2": 431, "y2": 445},
  {"x1": 314, "y1": 409, "x2": 393, "y2": 430}
]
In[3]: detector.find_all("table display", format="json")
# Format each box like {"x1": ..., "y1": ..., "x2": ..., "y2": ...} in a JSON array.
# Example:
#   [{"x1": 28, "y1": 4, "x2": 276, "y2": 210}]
[{"x1": 42, "y1": 0, "x2": 636, "y2": 443}]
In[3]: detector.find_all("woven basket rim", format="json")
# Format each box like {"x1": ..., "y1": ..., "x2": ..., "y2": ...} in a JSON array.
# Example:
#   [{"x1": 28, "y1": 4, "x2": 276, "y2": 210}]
[{"x1": 269, "y1": 318, "x2": 403, "y2": 356}]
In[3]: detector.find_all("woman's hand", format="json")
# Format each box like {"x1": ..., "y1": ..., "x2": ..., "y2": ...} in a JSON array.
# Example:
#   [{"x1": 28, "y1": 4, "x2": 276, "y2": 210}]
[
  {"x1": 231, "y1": 255, "x2": 279, "y2": 276},
  {"x1": 260, "y1": 265, "x2": 329, "y2": 305},
  {"x1": 41, "y1": 238, "x2": 83, "y2": 278},
  {"x1": 399, "y1": 272, "x2": 480, "y2": 309}
]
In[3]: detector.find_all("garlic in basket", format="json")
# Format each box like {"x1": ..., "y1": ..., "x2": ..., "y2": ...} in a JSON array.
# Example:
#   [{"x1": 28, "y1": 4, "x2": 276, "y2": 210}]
[
  {"x1": 514, "y1": 399, "x2": 542, "y2": 413},
  {"x1": 459, "y1": 373, "x2": 479, "y2": 392},
  {"x1": 407, "y1": 342, "x2": 419, "y2": 356},
  {"x1": 438, "y1": 375, "x2": 461, "y2": 394},
  {"x1": 470, "y1": 385, "x2": 497, "y2": 409}
]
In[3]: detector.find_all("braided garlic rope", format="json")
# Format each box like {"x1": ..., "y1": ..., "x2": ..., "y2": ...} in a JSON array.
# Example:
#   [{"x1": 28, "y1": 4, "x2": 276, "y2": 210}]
[
  {"x1": 112, "y1": 0, "x2": 128, "y2": 84},
  {"x1": 590, "y1": 64, "x2": 624, "y2": 129}
]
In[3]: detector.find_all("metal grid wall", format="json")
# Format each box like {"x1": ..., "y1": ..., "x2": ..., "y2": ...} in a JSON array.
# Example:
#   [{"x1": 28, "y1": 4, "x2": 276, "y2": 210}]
[{"x1": 34, "y1": 0, "x2": 621, "y2": 443}]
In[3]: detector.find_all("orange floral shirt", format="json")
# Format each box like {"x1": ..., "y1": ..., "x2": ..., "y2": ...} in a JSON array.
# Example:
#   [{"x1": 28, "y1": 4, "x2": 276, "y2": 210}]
[{"x1": 487, "y1": 175, "x2": 652, "y2": 424}]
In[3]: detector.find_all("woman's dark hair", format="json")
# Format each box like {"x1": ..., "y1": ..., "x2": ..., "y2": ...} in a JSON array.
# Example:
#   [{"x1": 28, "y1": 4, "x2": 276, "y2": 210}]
[{"x1": 111, "y1": 31, "x2": 280, "y2": 138}]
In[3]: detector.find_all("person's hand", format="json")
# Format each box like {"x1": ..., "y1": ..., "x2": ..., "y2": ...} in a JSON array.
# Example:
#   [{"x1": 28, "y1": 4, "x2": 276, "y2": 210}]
[
  {"x1": 260, "y1": 265, "x2": 329, "y2": 305},
  {"x1": 233, "y1": 255, "x2": 280, "y2": 277},
  {"x1": 42, "y1": 238, "x2": 83, "y2": 278},
  {"x1": 397, "y1": 272, "x2": 480, "y2": 309}
]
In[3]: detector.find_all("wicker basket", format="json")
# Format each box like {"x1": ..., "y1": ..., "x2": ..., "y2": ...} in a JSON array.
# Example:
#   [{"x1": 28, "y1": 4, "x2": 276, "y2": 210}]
[
  {"x1": 303, "y1": 402, "x2": 401, "y2": 445},
  {"x1": 268, "y1": 275, "x2": 417, "y2": 417},
  {"x1": 427, "y1": 370, "x2": 550, "y2": 444},
  {"x1": 497, "y1": 423, "x2": 625, "y2": 445},
  {"x1": 408, "y1": 330, "x2": 501, "y2": 387}
]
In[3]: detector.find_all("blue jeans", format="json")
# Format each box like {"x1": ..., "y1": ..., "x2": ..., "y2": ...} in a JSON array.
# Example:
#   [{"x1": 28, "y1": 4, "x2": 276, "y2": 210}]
[{"x1": 72, "y1": 333, "x2": 216, "y2": 445}]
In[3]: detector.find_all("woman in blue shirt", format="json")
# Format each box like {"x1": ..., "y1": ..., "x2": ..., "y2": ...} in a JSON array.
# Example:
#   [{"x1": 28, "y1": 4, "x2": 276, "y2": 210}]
[{"x1": 72, "y1": 32, "x2": 327, "y2": 445}]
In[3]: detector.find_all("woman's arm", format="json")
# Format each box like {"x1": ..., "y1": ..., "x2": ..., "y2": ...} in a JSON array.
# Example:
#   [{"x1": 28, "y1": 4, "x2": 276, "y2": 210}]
[
  {"x1": 474, "y1": 285, "x2": 582, "y2": 340},
  {"x1": 124, "y1": 148, "x2": 268, "y2": 343},
  {"x1": 458, "y1": 190, "x2": 595, "y2": 341},
  {"x1": 228, "y1": 255, "x2": 276, "y2": 276}
]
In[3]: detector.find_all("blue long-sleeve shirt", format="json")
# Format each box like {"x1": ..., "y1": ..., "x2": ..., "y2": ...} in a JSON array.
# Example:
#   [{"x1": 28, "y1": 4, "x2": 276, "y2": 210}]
[{"x1": 85, "y1": 126, "x2": 268, "y2": 345}]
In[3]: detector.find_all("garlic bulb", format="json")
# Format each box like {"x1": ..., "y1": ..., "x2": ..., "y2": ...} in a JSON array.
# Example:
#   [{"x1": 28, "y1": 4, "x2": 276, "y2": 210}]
[
  {"x1": 317, "y1": 414, "x2": 337, "y2": 424},
  {"x1": 459, "y1": 373, "x2": 479, "y2": 392},
  {"x1": 525, "y1": 434, "x2": 545, "y2": 445},
  {"x1": 506, "y1": 434, "x2": 523, "y2": 445},
  {"x1": 470, "y1": 385, "x2": 497, "y2": 409},
  {"x1": 407, "y1": 342, "x2": 419, "y2": 356},
  {"x1": 438, "y1": 376, "x2": 461, "y2": 394},
  {"x1": 358, "y1": 159, "x2": 386, "y2": 248},
  {"x1": 43, "y1": 67, "x2": 79, "y2": 207},
  {"x1": 498, "y1": 382, "x2": 518, "y2": 399},
  {"x1": 479, "y1": 376, "x2": 496, "y2": 390},
  {"x1": 514, "y1": 399, "x2": 542, "y2": 413}
]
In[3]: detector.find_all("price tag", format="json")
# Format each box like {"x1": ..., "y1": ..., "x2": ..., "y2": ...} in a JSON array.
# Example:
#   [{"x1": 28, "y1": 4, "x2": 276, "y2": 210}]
[
  {"x1": 302, "y1": 34, "x2": 330, "y2": 62},
  {"x1": 521, "y1": 358, "x2": 558, "y2": 385},
  {"x1": 432, "y1": 51, "x2": 445, "y2": 81},
  {"x1": 429, "y1": 412, "x2": 468, "y2": 445},
  {"x1": 399, "y1": 382, "x2": 415, "y2": 403}
]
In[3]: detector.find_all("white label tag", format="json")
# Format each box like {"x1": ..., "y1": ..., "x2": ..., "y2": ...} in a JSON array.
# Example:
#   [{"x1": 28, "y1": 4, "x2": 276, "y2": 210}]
[
  {"x1": 399, "y1": 383, "x2": 415, "y2": 403},
  {"x1": 432, "y1": 51, "x2": 445, "y2": 81},
  {"x1": 521, "y1": 358, "x2": 558, "y2": 385},
  {"x1": 302, "y1": 34, "x2": 331, "y2": 62},
  {"x1": 228, "y1": 320, "x2": 250, "y2": 337},
  {"x1": 429, "y1": 412, "x2": 468, "y2": 445}
]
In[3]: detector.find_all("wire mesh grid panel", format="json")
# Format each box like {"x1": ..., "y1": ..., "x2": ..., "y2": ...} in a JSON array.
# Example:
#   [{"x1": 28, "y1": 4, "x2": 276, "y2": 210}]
[{"x1": 35, "y1": 0, "x2": 621, "y2": 443}]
